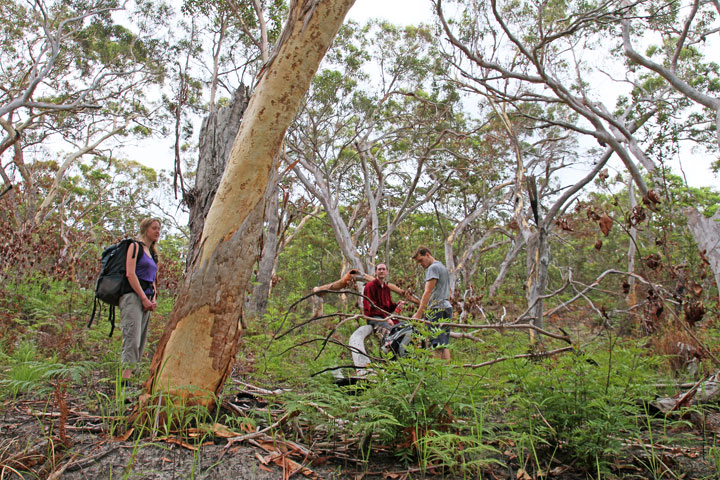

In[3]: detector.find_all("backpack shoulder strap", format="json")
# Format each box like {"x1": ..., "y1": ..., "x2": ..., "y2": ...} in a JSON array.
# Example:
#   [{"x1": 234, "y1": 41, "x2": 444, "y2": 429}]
[
  {"x1": 108, "y1": 305, "x2": 116, "y2": 337},
  {"x1": 124, "y1": 239, "x2": 139, "y2": 259},
  {"x1": 87, "y1": 297, "x2": 99, "y2": 328}
]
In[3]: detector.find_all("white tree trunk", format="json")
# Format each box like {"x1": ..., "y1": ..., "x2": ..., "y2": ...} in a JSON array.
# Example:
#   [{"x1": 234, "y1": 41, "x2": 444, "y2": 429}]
[{"x1": 525, "y1": 227, "x2": 550, "y2": 331}]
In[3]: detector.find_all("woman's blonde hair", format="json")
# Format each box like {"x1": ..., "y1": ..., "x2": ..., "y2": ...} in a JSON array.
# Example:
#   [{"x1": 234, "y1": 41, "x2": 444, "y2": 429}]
[{"x1": 139, "y1": 217, "x2": 161, "y2": 260}]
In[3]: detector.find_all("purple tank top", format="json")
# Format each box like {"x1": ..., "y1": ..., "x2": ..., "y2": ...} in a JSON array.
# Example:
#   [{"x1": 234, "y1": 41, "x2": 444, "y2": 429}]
[{"x1": 135, "y1": 248, "x2": 157, "y2": 287}]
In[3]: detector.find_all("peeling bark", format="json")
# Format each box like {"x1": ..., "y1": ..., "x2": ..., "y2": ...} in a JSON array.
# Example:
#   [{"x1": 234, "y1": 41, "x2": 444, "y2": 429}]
[
  {"x1": 186, "y1": 86, "x2": 250, "y2": 271},
  {"x1": 246, "y1": 162, "x2": 280, "y2": 320},
  {"x1": 143, "y1": 0, "x2": 357, "y2": 407}
]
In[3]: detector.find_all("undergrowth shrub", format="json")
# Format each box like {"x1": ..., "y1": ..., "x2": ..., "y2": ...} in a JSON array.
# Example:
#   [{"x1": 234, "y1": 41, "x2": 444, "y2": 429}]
[
  {"x1": 506, "y1": 340, "x2": 661, "y2": 474},
  {"x1": 0, "y1": 341, "x2": 96, "y2": 400}
]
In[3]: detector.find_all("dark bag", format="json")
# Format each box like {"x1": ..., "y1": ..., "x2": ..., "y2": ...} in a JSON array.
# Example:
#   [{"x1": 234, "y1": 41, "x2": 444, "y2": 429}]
[
  {"x1": 381, "y1": 323, "x2": 414, "y2": 358},
  {"x1": 87, "y1": 239, "x2": 139, "y2": 337}
]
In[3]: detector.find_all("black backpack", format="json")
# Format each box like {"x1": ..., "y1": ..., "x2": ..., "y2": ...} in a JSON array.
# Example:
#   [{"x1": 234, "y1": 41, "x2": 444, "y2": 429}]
[{"x1": 87, "y1": 239, "x2": 139, "y2": 337}]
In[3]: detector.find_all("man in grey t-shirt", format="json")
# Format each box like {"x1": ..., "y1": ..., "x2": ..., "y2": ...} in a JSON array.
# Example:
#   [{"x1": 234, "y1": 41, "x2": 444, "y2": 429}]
[{"x1": 411, "y1": 246, "x2": 452, "y2": 360}]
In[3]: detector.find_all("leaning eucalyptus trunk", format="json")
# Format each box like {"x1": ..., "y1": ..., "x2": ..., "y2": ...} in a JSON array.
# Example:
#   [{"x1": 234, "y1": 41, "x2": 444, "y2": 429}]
[
  {"x1": 489, "y1": 236, "x2": 525, "y2": 298},
  {"x1": 142, "y1": 0, "x2": 357, "y2": 408}
]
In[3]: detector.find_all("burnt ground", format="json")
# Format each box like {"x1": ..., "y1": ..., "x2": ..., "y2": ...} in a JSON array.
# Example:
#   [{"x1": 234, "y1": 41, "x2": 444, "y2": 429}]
[
  {"x1": 0, "y1": 373, "x2": 455, "y2": 480},
  {"x1": 0, "y1": 395, "x2": 404, "y2": 480},
  {"x1": 2, "y1": 384, "x2": 720, "y2": 480}
]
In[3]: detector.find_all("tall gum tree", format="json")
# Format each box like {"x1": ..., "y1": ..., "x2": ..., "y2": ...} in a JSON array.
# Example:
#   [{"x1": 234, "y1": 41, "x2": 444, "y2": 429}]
[
  {"x1": 287, "y1": 22, "x2": 459, "y2": 274},
  {"x1": 143, "y1": 0, "x2": 356, "y2": 407}
]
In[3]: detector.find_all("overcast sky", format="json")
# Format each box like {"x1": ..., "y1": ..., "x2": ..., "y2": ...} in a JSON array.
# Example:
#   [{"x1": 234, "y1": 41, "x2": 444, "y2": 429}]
[{"x1": 346, "y1": 0, "x2": 433, "y2": 25}]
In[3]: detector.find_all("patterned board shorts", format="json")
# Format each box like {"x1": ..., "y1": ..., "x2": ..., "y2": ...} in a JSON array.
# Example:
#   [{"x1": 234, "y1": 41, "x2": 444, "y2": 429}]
[{"x1": 426, "y1": 307, "x2": 452, "y2": 347}]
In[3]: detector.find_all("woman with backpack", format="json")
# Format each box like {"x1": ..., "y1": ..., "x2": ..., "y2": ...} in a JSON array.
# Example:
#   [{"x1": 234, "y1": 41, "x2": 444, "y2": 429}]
[{"x1": 120, "y1": 217, "x2": 161, "y2": 383}]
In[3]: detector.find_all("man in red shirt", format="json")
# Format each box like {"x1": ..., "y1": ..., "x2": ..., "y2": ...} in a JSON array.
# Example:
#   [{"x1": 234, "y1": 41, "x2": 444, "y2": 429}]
[
  {"x1": 363, "y1": 263, "x2": 404, "y2": 323},
  {"x1": 350, "y1": 263, "x2": 407, "y2": 374}
]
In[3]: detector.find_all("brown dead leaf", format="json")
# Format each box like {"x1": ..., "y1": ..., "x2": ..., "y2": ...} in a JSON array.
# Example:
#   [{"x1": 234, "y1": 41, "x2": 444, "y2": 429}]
[
  {"x1": 586, "y1": 208, "x2": 601, "y2": 221},
  {"x1": 691, "y1": 283, "x2": 703, "y2": 296},
  {"x1": 684, "y1": 301, "x2": 705, "y2": 325},
  {"x1": 113, "y1": 428, "x2": 134, "y2": 442},
  {"x1": 274, "y1": 455, "x2": 319, "y2": 480},
  {"x1": 631, "y1": 205, "x2": 647, "y2": 225},
  {"x1": 516, "y1": 468, "x2": 532, "y2": 480},
  {"x1": 647, "y1": 189, "x2": 661, "y2": 204},
  {"x1": 555, "y1": 217, "x2": 573, "y2": 232},
  {"x1": 311, "y1": 456, "x2": 330, "y2": 467},
  {"x1": 598, "y1": 168, "x2": 609, "y2": 182},
  {"x1": 598, "y1": 214, "x2": 613, "y2": 236},
  {"x1": 594, "y1": 239, "x2": 603, "y2": 250},
  {"x1": 255, "y1": 451, "x2": 268, "y2": 465},
  {"x1": 207, "y1": 422, "x2": 242, "y2": 438},
  {"x1": 164, "y1": 437, "x2": 197, "y2": 451},
  {"x1": 646, "y1": 253, "x2": 661, "y2": 270}
]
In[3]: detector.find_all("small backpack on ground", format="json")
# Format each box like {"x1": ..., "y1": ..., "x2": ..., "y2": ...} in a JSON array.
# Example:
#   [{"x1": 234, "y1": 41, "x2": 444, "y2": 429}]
[{"x1": 87, "y1": 239, "x2": 139, "y2": 337}]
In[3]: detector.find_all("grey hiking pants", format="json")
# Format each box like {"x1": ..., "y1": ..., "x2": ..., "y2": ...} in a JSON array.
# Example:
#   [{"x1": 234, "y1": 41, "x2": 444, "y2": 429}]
[{"x1": 119, "y1": 292, "x2": 151, "y2": 365}]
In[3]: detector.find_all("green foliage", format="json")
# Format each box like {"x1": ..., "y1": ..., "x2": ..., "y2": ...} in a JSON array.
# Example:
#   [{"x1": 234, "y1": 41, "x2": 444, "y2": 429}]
[
  {"x1": 506, "y1": 340, "x2": 661, "y2": 473},
  {"x1": 0, "y1": 341, "x2": 95, "y2": 400}
]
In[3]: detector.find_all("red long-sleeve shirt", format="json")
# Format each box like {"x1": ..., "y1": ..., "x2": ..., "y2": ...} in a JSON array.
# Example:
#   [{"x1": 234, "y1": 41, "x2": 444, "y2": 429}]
[{"x1": 363, "y1": 279, "x2": 397, "y2": 318}]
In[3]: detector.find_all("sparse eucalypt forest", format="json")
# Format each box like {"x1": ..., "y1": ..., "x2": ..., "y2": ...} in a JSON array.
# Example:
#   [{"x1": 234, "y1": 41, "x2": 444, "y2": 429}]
[{"x1": 1, "y1": 0, "x2": 720, "y2": 478}]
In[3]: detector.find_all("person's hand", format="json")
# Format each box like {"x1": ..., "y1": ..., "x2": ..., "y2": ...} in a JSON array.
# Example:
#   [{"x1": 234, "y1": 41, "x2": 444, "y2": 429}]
[
  {"x1": 141, "y1": 297, "x2": 154, "y2": 311},
  {"x1": 411, "y1": 311, "x2": 421, "y2": 320},
  {"x1": 376, "y1": 325, "x2": 390, "y2": 337},
  {"x1": 150, "y1": 299, "x2": 158, "y2": 311}
]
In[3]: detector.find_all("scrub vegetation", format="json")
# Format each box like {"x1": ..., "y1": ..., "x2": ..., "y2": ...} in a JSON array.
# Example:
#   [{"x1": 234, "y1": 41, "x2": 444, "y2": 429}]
[{"x1": 2, "y1": 0, "x2": 720, "y2": 478}]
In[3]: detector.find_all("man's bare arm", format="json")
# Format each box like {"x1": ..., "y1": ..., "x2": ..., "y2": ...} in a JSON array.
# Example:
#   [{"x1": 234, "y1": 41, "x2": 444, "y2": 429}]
[
  {"x1": 412, "y1": 278, "x2": 437, "y2": 319},
  {"x1": 388, "y1": 283, "x2": 420, "y2": 305}
]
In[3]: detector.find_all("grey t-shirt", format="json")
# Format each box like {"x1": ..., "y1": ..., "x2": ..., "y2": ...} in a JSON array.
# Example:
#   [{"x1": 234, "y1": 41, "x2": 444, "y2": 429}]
[{"x1": 425, "y1": 261, "x2": 451, "y2": 310}]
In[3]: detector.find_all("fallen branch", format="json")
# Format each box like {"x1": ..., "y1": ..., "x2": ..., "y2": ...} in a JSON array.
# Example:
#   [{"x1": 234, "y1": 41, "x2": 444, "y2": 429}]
[
  {"x1": 223, "y1": 410, "x2": 299, "y2": 450},
  {"x1": 462, "y1": 346, "x2": 575, "y2": 369},
  {"x1": 545, "y1": 269, "x2": 660, "y2": 318}
]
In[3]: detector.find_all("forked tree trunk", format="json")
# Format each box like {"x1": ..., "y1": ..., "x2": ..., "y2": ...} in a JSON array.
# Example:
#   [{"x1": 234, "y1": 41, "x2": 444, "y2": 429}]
[{"x1": 143, "y1": 0, "x2": 356, "y2": 407}]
